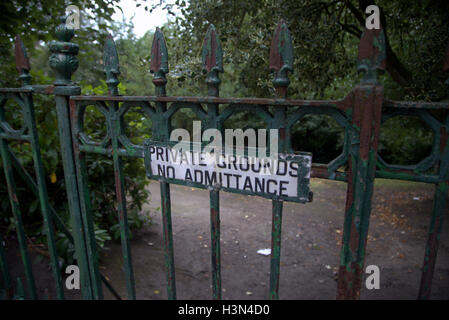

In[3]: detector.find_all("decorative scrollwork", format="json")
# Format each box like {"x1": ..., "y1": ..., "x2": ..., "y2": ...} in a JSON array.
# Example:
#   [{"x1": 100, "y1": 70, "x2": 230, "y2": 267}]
[{"x1": 48, "y1": 16, "x2": 79, "y2": 85}]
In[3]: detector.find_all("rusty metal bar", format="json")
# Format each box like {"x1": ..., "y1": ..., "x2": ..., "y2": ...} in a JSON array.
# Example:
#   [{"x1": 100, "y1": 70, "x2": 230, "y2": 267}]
[
  {"x1": 69, "y1": 99, "x2": 104, "y2": 299},
  {"x1": 267, "y1": 20, "x2": 294, "y2": 300},
  {"x1": 104, "y1": 34, "x2": 136, "y2": 299},
  {"x1": 25, "y1": 92, "x2": 65, "y2": 300},
  {"x1": 160, "y1": 181, "x2": 176, "y2": 300},
  {"x1": 48, "y1": 18, "x2": 98, "y2": 300},
  {"x1": 0, "y1": 137, "x2": 37, "y2": 299},
  {"x1": 14, "y1": 35, "x2": 66, "y2": 299},
  {"x1": 209, "y1": 190, "x2": 221, "y2": 299},
  {"x1": 150, "y1": 28, "x2": 177, "y2": 300},
  {"x1": 418, "y1": 120, "x2": 449, "y2": 299},
  {"x1": 269, "y1": 199, "x2": 283, "y2": 299},
  {"x1": 202, "y1": 24, "x2": 223, "y2": 300},
  {"x1": 337, "y1": 26, "x2": 386, "y2": 300},
  {"x1": 418, "y1": 180, "x2": 448, "y2": 299}
]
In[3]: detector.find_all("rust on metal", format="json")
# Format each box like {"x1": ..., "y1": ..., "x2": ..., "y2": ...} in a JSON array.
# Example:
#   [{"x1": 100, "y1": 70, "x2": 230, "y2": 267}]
[
  {"x1": 269, "y1": 20, "x2": 294, "y2": 98},
  {"x1": 69, "y1": 95, "x2": 341, "y2": 108},
  {"x1": 357, "y1": 25, "x2": 386, "y2": 85},
  {"x1": 150, "y1": 28, "x2": 169, "y2": 75},
  {"x1": 269, "y1": 20, "x2": 293, "y2": 73},
  {"x1": 202, "y1": 25, "x2": 223, "y2": 74},
  {"x1": 418, "y1": 207, "x2": 443, "y2": 298},
  {"x1": 103, "y1": 34, "x2": 120, "y2": 96},
  {"x1": 114, "y1": 172, "x2": 124, "y2": 220},
  {"x1": 14, "y1": 35, "x2": 30, "y2": 73},
  {"x1": 357, "y1": 28, "x2": 386, "y2": 71}
]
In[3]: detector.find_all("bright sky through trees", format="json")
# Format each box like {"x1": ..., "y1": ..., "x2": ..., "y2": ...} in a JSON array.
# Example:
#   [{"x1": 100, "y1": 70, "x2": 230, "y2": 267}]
[{"x1": 112, "y1": 0, "x2": 180, "y2": 38}]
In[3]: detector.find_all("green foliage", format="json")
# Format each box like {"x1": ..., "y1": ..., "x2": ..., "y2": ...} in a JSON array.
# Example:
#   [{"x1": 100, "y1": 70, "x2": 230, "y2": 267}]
[
  {"x1": 152, "y1": 0, "x2": 449, "y2": 164},
  {"x1": 157, "y1": 0, "x2": 449, "y2": 100},
  {"x1": 0, "y1": 4, "x2": 153, "y2": 266},
  {"x1": 0, "y1": 77, "x2": 151, "y2": 267},
  {"x1": 378, "y1": 116, "x2": 434, "y2": 165},
  {"x1": 291, "y1": 114, "x2": 345, "y2": 164},
  {"x1": 1, "y1": 0, "x2": 449, "y2": 269}
]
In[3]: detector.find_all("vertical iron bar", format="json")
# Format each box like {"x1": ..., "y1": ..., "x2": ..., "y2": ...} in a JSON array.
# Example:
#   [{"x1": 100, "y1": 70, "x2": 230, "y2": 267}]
[
  {"x1": 269, "y1": 199, "x2": 283, "y2": 299},
  {"x1": 268, "y1": 20, "x2": 293, "y2": 300},
  {"x1": 202, "y1": 24, "x2": 223, "y2": 300},
  {"x1": 8, "y1": 144, "x2": 74, "y2": 243},
  {"x1": 15, "y1": 277, "x2": 25, "y2": 300},
  {"x1": 24, "y1": 92, "x2": 65, "y2": 299},
  {"x1": 0, "y1": 137, "x2": 37, "y2": 299},
  {"x1": 54, "y1": 95, "x2": 93, "y2": 299},
  {"x1": 69, "y1": 100, "x2": 103, "y2": 299},
  {"x1": 104, "y1": 34, "x2": 136, "y2": 299},
  {"x1": 336, "y1": 86, "x2": 383, "y2": 299},
  {"x1": 160, "y1": 181, "x2": 176, "y2": 299},
  {"x1": 418, "y1": 122, "x2": 449, "y2": 299},
  {"x1": 269, "y1": 104, "x2": 286, "y2": 299},
  {"x1": 209, "y1": 190, "x2": 221, "y2": 299},
  {"x1": 150, "y1": 28, "x2": 176, "y2": 299},
  {"x1": 10, "y1": 35, "x2": 65, "y2": 299},
  {"x1": 336, "y1": 26, "x2": 385, "y2": 298},
  {"x1": 0, "y1": 232, "x2": 12, "y2": 299},
  {"x1": 49, "y1": 18, "x2": 94, "y2": 300},
  {"x1": 111, "y1": 103, "x2": 136, "y2": 299},
  {"x1": 418, "y1": 181, "x2": 448, "y2": 299}
]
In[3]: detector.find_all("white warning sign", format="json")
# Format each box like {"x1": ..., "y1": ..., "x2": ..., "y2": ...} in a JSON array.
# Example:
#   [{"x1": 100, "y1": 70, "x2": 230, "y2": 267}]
[{"x1": 145, "y1": 145, "x2": 312, "y2": 202}]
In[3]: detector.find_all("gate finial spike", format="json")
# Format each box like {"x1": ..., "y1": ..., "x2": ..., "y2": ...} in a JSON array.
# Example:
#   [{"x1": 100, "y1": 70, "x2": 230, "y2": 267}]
[
  {"x1": 104, "y1": 34, "x2": 120, "y2": 96},
  {"x1": 14, "y1": 35, "x2": 31, "y2": 86},
  {"x1": 150, "y1": 27, "x2": 169, "y2": 96},
  {"x1": 201, "y1": 24, "x2": 223, "y2": 96},
  {"x1": 48, "y1": 16, "x2": 79, "y2": 85},
  {"x1": 269, "y1": 20, "x2": 294, "y2": 98},
  {"x1": 357, "y1": 25, "x2": 386, "y2": 84}
]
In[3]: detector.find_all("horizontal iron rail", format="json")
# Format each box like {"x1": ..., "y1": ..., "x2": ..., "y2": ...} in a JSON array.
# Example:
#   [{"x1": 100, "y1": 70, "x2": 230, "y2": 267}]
[
  {"x1": 2, "y1": 86, "x2": 449, "y2": 110},
  {"x1": 71, "y1": 95, "x2": 449, "y2": 110},
  {"x1": 77, "y1": 141, "x2": 442, "y2": 185}
]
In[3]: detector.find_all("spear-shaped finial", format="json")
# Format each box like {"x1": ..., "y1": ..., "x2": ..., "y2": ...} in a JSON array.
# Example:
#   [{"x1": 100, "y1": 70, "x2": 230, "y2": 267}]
[
  {"x1": 357, "y1": 26, "x2": 386, "y2": 85},
  {"x1": 48, "y1": 16, "x2": 79, "y2": 85},
  {"x1": 104, "y1": 34, "x2": 120, "y2": 96},
  {"x1": 269, "y1": 20, "x2": 294, "y2": 98},
  {"x1": 150, "y1": 27, "x2": 169, "y2": 96},
  {"x1": 14, "y1": 35, "x2": 31, "y2": 86},
  {"x1": 201, "y1": 24, "x2": 223, "y2": 97}
]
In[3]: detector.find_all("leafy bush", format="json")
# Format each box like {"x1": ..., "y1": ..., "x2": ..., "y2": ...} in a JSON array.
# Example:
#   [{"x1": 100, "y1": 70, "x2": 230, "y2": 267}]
[{"x1": 0, "y1": 72, "x2": 151, "y2": 267}]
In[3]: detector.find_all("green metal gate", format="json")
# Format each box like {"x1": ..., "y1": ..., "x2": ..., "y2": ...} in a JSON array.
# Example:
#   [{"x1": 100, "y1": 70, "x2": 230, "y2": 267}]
[{"x1": 0, "y1": 17, "x2": 448, "y2": 300}]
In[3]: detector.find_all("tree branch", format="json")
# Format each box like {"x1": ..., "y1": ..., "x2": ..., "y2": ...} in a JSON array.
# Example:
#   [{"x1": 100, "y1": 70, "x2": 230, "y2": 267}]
[{"x1": 338, "y1": 22, "x2": 362, "y2": 38}]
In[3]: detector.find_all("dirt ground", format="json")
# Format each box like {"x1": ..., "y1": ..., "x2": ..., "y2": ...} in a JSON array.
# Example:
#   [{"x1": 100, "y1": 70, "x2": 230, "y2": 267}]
[{"x1": 3, "y1": 178, "x2": 449, "y2": 299}]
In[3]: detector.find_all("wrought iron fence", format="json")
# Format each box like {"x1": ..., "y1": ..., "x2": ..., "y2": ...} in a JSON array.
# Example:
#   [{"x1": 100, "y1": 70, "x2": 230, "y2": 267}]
[{"x1": 0, "y1": 17, "x2": 448, "y2": 300}]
